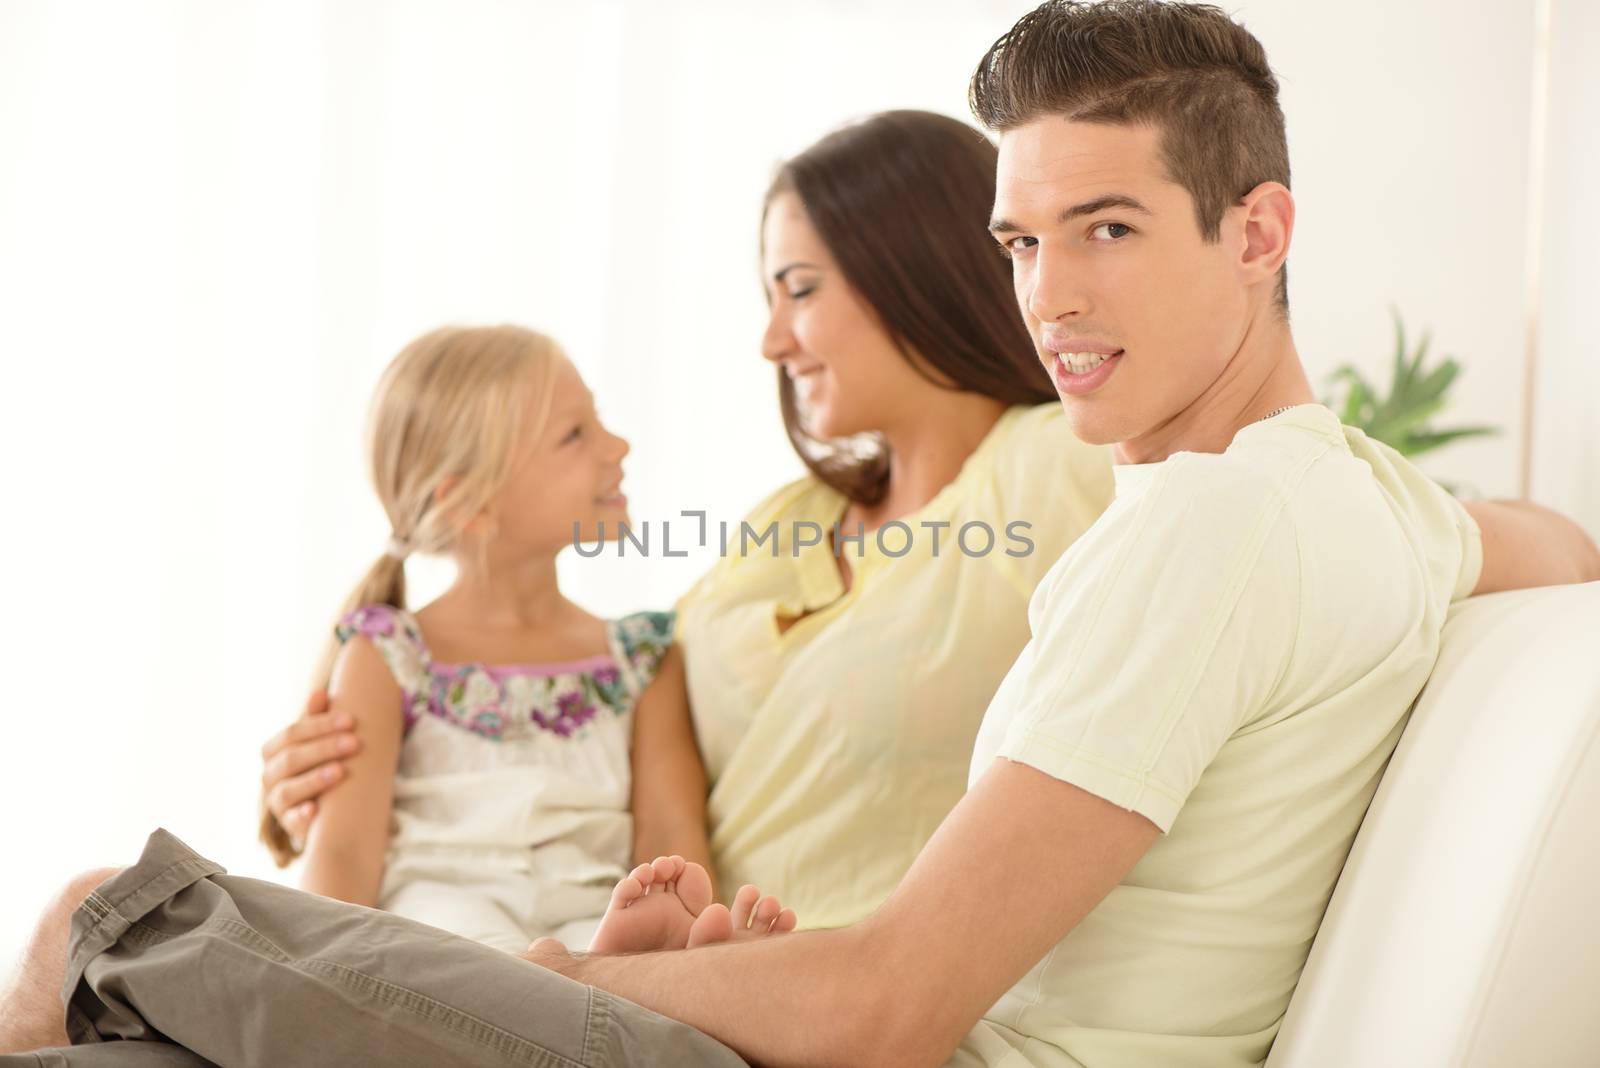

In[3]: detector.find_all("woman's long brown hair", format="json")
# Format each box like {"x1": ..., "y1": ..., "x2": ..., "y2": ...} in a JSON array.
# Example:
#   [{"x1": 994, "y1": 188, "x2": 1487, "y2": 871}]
[{"x1": 765, "y1": 110, "x2": 1054, "y2": 505}]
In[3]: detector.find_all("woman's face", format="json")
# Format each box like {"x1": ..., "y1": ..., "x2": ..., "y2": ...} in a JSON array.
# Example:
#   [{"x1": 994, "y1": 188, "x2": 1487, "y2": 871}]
[{"x1": 760, "y1": 192, "x2": 929, "y2": 440}]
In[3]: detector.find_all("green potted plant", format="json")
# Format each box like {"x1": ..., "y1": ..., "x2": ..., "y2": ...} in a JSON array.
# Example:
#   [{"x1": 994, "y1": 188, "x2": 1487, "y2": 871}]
[{"x1": 1323, "y1": 310, "x2": 1497, "y2": 475}]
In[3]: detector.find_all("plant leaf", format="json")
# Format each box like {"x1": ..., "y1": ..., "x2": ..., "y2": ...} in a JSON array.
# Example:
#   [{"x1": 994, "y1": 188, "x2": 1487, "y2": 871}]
[
  {"x1": 1396, "y1": 425, "x2": 1499, "y2": 457},
  {"x1": 1324, "y1": 365, "x2": 1376, "y2": 425},
  {"x1": 1405, "y1": 357, "x2": 1459, "y2": 412},
  {"x1": 1389, "y1": 308, "x2": 1409, "y2": 402},
  {"x1": 1372, "y1": 395, "x2": 1450, "y2": 442},
  {"x1": 1402, "y1": 329, "x2": 1433, "y2": 397}
]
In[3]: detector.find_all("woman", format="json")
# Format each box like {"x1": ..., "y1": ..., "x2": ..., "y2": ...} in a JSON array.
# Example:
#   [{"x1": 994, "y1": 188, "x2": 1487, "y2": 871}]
[{"x1": 259, "y1": 109, "x2": 1115, "y2": 930}]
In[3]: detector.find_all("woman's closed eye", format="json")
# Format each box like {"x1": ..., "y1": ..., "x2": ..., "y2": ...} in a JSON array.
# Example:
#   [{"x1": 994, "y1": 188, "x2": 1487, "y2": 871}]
[{"x1": 560, "y1": 424, "x2": 583, "y2": 446}]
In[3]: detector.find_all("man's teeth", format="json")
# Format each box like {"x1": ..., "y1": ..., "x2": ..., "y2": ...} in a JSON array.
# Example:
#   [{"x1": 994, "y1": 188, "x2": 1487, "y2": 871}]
[{"x1": 1061, "y1": 351, "x2": 1115, "y2": 374}]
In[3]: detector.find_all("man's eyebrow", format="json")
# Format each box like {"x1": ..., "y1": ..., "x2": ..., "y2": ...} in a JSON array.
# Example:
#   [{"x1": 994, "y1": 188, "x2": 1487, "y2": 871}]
[{"x1": 988, "y1": 194, "x2": 1154, "y2": 234}]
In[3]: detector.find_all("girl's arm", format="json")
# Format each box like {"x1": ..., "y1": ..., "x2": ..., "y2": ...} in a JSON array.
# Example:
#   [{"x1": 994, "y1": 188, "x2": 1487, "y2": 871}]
[
  {"x1": 629, "y1": 644, "x2": 714, "y2": 888},
  {"x1": 298, "y1": 637, "x2": 405, "y2": 906}
]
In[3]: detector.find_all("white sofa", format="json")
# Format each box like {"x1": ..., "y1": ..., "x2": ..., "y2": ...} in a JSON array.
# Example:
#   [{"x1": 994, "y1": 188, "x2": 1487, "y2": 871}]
[{"x1": 1268, "y1": 581, "x2": 1600, "y2": 1067}]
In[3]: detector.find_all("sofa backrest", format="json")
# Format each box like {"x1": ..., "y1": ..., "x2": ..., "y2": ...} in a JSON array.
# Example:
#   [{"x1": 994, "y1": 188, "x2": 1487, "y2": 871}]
[{"x1": 1268, "y1": 582, "x2": 1600, "y2": 1067}]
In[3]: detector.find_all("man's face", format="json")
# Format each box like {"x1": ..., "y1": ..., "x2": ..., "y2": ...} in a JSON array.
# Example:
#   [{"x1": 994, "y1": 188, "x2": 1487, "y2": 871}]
[{"x1": 991, "y1": 119, "x2": 1251, "y2": 449}]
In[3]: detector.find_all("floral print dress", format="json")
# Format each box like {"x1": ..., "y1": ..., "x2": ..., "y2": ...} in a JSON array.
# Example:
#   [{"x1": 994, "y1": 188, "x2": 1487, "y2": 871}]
[{"x1": 334, "y1": 603, "x2": 674, "y2": 951}]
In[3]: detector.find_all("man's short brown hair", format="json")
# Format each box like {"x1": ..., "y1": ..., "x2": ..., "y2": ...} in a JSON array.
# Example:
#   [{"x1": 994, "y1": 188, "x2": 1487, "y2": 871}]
[{"x1": 971, "y1": 0, "x2": 1291, "y2": 308}]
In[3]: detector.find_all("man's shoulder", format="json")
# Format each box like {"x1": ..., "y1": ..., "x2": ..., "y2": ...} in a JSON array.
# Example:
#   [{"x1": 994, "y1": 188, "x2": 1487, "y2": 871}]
[
  {"x1": 1155, "y1": 409, "x2": 1398, "y2": 540},
  {"x1": 1034, "y1": 448, "x2": 1301, "y2": 613},
  {"x1": 1135, "y1": 446, "x2": 1306, "y2": 534}
]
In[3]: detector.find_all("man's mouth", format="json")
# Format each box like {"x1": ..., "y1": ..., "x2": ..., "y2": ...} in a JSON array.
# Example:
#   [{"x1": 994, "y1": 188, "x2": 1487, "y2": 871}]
[
  {"x1": 1049, "y1": 349, "x2": 1125, "y2": 395},
  {"x1": 1057, "y1": 350, "x2": 1121, "y2": 374}
]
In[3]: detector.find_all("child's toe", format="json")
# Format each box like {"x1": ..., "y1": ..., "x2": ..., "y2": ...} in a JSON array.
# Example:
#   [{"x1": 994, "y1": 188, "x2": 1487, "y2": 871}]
[
  {"x1": 731, "y1": 884, "x2": 759, "y2": 929},
  {"x1": 686, "y1": 902, "x2": 734, "y2": 948},
  {"x1": 609, "y1": 874, "x2": 645, "y2": 909}
]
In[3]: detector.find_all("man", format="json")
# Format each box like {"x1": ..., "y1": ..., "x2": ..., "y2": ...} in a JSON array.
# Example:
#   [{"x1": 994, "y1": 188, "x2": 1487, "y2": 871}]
[{"x1": 4, "y1": 2, "x2": 1596, "y2": 1066}]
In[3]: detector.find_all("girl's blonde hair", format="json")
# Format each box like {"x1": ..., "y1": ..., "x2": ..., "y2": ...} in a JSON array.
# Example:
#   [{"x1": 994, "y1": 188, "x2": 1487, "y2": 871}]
[{"x1": 262, "y1": 323, "x2": 564, "y2": 865}]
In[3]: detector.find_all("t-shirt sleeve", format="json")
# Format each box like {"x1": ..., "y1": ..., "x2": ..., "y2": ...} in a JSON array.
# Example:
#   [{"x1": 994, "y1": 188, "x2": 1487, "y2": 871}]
[
  {"x1": 1344, "y1": 430, "x2": 1483, "y2": 602},
  {"x1": 615, "y1": 610, "x2": 677, "y2": 691},
  {"x1": 334, "y1": 603, "x2": 430, "y2": 727},
  {"x1": 1454, "y1": 510, "x2": 1483, "y2": 601},
  {"x1": 988, "y1": 404, "x2": 1116, "y2": 598},
  {"x1": 994, "y1": 459, "x2": 1301, "y2": 832}
]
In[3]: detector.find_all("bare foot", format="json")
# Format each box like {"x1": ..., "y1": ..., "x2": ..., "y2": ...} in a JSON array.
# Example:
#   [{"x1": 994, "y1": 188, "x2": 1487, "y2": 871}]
[
  {"x1": 589, "y1": 855, "x2": 726, "y2": 954},
  {"x1": 588, "y1": 858, "x2": 800, "y2": 954},
  {"x1": 725, "y1": 883, "x2": 798, "y2": 943}
]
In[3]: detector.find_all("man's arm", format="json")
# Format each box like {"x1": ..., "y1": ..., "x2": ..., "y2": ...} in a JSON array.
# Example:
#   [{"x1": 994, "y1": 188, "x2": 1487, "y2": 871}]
[
  {"x1": 529, "y1": 760, "x2": 1159, "y2": 1068},
  {"x1": 1464, "y1": 499, "x2": 1600, "y2": 595}
]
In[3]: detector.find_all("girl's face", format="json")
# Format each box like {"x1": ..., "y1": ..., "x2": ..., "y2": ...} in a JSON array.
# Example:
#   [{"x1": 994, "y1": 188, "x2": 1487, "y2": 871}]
[
  {"x1": 487, "y1": 358, "x2": 631, "y2": 555},
  {"x1": 760, "y1": 192, "x2": 932, "y2": 439}
]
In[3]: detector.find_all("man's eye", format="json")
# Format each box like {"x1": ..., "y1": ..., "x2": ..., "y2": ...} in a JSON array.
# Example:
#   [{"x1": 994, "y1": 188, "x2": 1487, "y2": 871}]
[
  {"x1": 996, "y1": 235, "x2": 1036, "y2": 259},
  {"x1": 1091, "y1": 222, "x2": 1133, "y2": 240}
]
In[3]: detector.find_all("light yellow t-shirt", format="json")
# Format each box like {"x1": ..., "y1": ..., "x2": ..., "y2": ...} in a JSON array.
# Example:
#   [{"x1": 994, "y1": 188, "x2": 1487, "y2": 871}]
[
  {"x1": 956, "y1": 405, "x2": 1482, "y2": 1068},
  {"x1": 676, "y1": 403, "x2": 1113, "y2": 930}
]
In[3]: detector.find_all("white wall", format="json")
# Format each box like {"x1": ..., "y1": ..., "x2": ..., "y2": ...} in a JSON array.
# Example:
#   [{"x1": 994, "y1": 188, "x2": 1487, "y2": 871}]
[
  {"x1": 1532, "y1": 0, "x2": 1600, "y2": 534},
  {"x1": 0, "y1": 0, "x2": 1034, "y2": 962},
  {"x1": 0, "y1": 0, "x2": 1589, "y2": 966}
]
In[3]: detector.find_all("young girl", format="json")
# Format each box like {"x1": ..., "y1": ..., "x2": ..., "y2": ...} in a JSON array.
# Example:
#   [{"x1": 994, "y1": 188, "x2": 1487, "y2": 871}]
[{"x1": 261, "y1": 324, "x2": 790, "y2": 952}]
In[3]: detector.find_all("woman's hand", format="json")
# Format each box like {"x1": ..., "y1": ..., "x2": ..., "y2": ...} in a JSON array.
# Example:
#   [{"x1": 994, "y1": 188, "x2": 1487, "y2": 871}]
[{"x1": 260, "y1": 689, "x2": 362, "y2": 846}]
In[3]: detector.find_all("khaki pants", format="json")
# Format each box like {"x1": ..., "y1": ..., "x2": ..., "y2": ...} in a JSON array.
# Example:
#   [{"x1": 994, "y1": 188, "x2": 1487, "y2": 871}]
[{"x1": 2, "y1": 830, "x2": 747, "y2": 1068}]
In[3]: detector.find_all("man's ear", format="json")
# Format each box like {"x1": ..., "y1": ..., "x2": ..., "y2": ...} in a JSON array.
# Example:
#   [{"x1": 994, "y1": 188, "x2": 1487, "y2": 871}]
[{"x1": 1236, "y1": 181, "x2": 1294, "y2": 291}]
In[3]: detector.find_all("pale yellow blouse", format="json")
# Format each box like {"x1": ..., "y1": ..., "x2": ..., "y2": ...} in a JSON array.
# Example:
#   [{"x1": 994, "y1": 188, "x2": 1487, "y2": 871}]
[{"x1": 676, "y1": 403, "x2": 1114, "y2": 929}]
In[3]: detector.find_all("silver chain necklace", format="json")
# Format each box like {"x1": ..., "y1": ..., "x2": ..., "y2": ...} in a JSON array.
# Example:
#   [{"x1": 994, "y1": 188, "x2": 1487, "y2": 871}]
[{"x1": 1257, "y1": 404, "x2": 1297, "y2": 424}]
